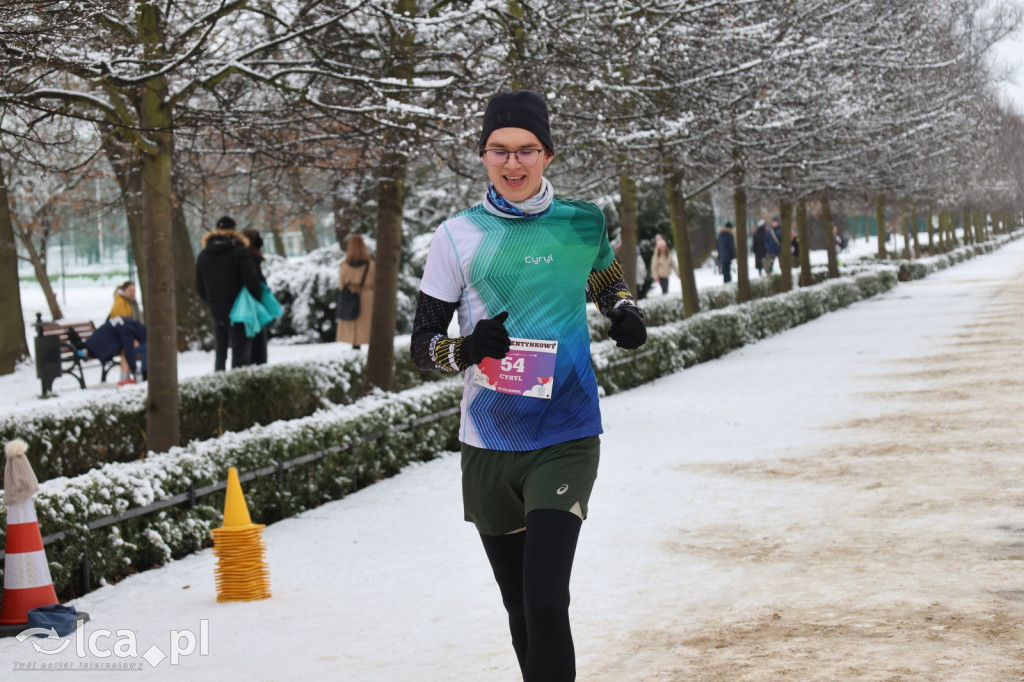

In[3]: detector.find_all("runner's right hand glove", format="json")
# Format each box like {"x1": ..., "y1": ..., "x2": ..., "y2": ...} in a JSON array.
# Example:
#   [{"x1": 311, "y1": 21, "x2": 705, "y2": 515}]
[
  {"x1": 607, "y1": 305, "x2": 647, "y2": 349},
  {"x1": 461, "y1": 311, "x2": 511, "y2": 365}
]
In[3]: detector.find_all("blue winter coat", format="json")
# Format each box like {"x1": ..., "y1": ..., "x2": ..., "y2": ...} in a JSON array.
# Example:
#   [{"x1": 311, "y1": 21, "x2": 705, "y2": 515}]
[
  {"x1": 84, "y1": 317, "x2": 147, "y2": 372},
  {"x1": 766, "y1": 225, "x2": 783, "y2": 255},
  {"x1": 717, "y1": 228, "x2": 737, "y2": 261}
]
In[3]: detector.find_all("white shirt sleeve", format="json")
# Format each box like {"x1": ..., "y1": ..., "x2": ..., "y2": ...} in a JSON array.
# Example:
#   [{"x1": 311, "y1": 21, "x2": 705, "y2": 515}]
[{"x1": 418, "y1": 222, "x2": 464, "y2": 304}]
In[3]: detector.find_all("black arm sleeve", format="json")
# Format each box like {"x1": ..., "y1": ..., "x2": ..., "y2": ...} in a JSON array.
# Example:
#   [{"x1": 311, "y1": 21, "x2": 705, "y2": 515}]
[{"x1": 410, "y1": 291, "x2": 470, "y2": 373}]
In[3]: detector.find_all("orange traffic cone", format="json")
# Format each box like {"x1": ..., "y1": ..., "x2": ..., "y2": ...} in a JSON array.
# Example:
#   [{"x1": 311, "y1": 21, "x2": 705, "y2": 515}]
[
  {"x1": 0, "y1": 440, "x2": 59, "y2": 625},
  {"x1": 210, "y1": 467, "x2": 270, "y2": 602}
]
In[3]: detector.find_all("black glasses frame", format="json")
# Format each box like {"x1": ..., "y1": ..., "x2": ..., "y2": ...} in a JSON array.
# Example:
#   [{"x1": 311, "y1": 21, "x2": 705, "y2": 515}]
[{"x1": 480, "y1": 148, "x2": 545, "y2": 167}]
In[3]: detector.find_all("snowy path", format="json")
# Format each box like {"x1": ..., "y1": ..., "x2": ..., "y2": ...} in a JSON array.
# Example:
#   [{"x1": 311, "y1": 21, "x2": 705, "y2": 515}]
[{"x1": 3, "y1": 239, "x2": 1023, "y2": 680}]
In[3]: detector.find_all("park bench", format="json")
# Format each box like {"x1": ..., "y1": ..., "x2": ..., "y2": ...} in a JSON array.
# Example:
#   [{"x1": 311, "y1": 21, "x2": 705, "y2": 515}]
[{"x1": 36, "y1": 320, "x2": 118, "y2": 392}]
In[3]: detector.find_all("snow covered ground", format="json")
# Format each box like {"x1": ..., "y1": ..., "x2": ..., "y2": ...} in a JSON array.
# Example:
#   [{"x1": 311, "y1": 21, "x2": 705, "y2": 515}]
[{"x1": 5, "y1": 234, "x2": 1022, "y2": 680}]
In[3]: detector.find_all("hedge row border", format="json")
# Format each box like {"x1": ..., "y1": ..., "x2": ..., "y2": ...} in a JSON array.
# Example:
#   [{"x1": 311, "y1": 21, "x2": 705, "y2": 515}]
[{"x1": 0, "y1": 232, "x2": 1019, "y2": 598}]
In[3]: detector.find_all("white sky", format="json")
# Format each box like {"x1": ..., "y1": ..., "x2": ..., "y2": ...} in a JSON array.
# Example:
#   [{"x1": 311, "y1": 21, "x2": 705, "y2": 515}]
[{"x1": 992, "y1": 15, "x2": 1024, "y2": 112}]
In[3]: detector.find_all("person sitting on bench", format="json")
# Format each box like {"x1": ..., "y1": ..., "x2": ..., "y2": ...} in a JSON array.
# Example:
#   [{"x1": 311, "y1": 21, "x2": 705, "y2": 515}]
[{"x1": 83, "y1": 316, "x2": 148, "y2": 386}]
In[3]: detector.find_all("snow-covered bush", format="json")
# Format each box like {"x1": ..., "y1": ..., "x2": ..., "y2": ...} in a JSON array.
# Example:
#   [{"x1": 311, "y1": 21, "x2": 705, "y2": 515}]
[
  {"x1": 592, "y1": 269, "x2": 900, "y2": 395},
  {"x1": 263, "y1": 241, "x2": 422, "y2": 341},
  {"x1": 0, "y1": 344, "x2": 447, "y2": 484},
  {"x1": 587, "y1": 267, "x2": 832, "y2": 341},
  {"x1": 263, "y1": 246, "x2": 342, "y2": 342},
  {"x1": 6, "y1": 236, "x2": 1014, "y2": 485},
  {"x1": 0, "y1": 380, "x2": 463, "y2": 598},
  {"x1": 0, "y1": 354, "x2": 365, "y2": 482}
]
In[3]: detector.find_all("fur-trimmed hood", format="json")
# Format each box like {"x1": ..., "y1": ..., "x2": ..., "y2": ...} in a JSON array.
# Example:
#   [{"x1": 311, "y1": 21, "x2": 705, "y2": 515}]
[{"x1": 201, "y1": 228, "x2": 250, "y2": 250}]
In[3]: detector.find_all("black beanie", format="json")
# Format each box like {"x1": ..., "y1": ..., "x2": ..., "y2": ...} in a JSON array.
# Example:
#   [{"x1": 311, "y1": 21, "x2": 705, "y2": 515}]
[
  {"x1": 478, "y1": 90, "x2": 554, "y2": 153},
  {"x1": 216, "y1": 215, "x2": 236, "y2": 230}
]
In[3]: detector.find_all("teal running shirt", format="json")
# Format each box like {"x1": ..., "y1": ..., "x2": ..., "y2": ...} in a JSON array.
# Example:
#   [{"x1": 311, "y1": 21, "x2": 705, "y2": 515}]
[{"x1": 419, "y1": 198, "x2": 614, "y2": 451}]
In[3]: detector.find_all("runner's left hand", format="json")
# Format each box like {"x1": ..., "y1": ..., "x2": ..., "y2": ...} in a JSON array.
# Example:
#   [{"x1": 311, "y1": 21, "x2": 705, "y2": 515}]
[{"x1": 607, "y1": 305, "x2": 646, "y2": 349}]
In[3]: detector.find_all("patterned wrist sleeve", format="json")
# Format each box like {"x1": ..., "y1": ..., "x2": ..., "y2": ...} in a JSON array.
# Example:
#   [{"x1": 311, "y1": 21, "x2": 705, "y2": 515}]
[
  {"x1": 430, "y1": 336, "x2": 470, "y2": 372},
  {"x1": 587, "y1": 259, "x2": 637, "y2": 316}
]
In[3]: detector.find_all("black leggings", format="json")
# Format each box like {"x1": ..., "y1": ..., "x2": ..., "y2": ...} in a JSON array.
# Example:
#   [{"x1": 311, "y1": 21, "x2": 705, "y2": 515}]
[{"x1": 480, "y1": 509, "x2": 582, "y2": 682}]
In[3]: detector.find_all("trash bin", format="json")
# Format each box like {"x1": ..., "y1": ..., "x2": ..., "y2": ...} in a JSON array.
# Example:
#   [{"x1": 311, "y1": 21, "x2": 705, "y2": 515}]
[{"x1": 35, "y1": 314, "x2": 62, "y2": 395}]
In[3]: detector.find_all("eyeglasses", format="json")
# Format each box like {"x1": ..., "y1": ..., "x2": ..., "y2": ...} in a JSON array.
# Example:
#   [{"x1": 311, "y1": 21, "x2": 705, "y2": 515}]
[{"x1": 481, "y1": 149, "x2": 544, "y2": 167}]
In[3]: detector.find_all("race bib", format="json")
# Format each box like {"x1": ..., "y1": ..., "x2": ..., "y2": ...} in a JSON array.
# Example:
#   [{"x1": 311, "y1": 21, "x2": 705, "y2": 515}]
[{"x1": 472, "y1": 338, "x2": 558, "y2": 399}]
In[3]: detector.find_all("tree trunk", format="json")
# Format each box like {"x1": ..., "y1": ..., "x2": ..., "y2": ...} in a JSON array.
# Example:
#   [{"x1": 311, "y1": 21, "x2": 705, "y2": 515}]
[
  {"x1": 925, "y1": 206, "x2": 935, "y2": 254},
  {"x1": 138, "y1": 2, "x2": 180, "y2": 453},
  {"x1": 618, "y1": 173, "x2": 638, "y2": 295},
  {"x1": 6, "y1": 180, "x2": 62, "y2": 319},
  {"x1": 779, "y1": 199, "x2": 793, "y2": 292},
  {"x1": 365, "y1": 150, "x2": 405, "y2": 391},
  {"x1": 0, "y1": 160, "x2": 30, "y2": 373},
  {"x1": 298, "y1": 214, "x2": 319, "y2": 254},
  {"x1": 962, "y1": 208, "x2": 972, "y2": 245},
  {"x1": 171, "y1": 177, "x2": 212, "y2": 350},
  {"x1": 16, "y1": 222, "x2": 62, "y2": 320},
  {"x1": 665, "y1": 173, "x2": 699, "y2": 316},
  {"x1": 268, "y1": 220, "x2": 287, "y2": 257},
  {"x1": 733, "y1": 183, "x2": 750, "y2": 302},
  {"x1": 872, "y1": 193, "x2": 888, "y2": 258},
  {"x1": 364, "y1": 0, "x2": 416, "y2": 391},
  {"x1": 905, "y1": 202, "x2": 913, "y2": 259},
  {"x1": 821, "y1": 192, "x2": 839, "y2": 278},
  {"x1": 796, "y1": 198, "x2": 812, "y2": 286},
  {"x1": 104, "y1": 136, "x2": 148, "y2": 303},
  {"x1": 909, "y1": 206, "x2": 921, "y2": 256}
]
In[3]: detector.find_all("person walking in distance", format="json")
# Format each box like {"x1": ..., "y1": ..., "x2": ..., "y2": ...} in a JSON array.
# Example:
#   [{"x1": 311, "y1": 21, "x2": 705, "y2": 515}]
[
  {"x1": 763, "y1": 216, "x2": 782, "y2": 274},
  {"x1": 650, "y1": 234, "x2": 680, "y2": 295},
  {"x1": 241, "y1": 228, "x2": 270, "y2": 365},
  {"x1": 410, "y1": 89, "x2": 647, "y2": 681},
  {"x1": 195, "y1": 216, "x2": 262, "y2": 370},
  {"x1": 751, "y1": 219, "x2": 768, "y2": 276},
  {"x1": 717, "y1": 221, "x2": 737, "y2": 283},
  {"x1": 335, "y1": 234, "x2": 375, "y2": 350}
]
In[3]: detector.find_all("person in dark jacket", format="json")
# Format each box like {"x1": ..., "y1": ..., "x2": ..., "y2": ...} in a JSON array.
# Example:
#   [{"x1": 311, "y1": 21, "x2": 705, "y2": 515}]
[
  {"x1": 764, "y1": 216, "x2": 782, "y2": 274},
  {"x1": 751, "y1": 219, "x2": 768, "y2": 276},
  {"x1": 196, "y1": 216, "x2": 262, "y2": 371},
  {"x1": 717, "y1": 221, "x2": 737, "y2": 283},
  {"x1": 84, "y1": 316, "x2": 147, "y2": 386},
  {"x1": 241, "y1": 227, "x2": 269, "y2": 366}
]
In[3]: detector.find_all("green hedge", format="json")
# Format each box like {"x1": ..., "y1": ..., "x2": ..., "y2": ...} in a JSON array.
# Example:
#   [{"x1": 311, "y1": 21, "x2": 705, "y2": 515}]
[
  {"x1": 0, "y1": 233, "x2": 1018, "y2": 598},
  {"x1": 2, "y1": 380, "x2": 462, "y2": 599},
  {"x1": 0, "y1": 351, "x2": 441, "y2": 483},
  {"x1": 591, "y1": 270, "x2": 899, "y2": 395},
  {"x1": 586, "y1": 267, "x2": 832, "y2": 341},
  {"x1": 2, "y1": 236, "x2": 1012, "y2": 484}
]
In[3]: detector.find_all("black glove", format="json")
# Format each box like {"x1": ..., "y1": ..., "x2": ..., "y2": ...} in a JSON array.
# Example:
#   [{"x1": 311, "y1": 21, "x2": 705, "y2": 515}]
[
  {"x1": 607, "y1": 305, "x2": 647, "y2": 349},
  {"x1": 462, "y1": 311, "x2": 511, "y2": 365}
]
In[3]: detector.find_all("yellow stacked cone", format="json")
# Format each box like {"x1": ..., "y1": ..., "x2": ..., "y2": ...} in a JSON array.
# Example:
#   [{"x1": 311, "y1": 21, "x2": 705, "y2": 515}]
[{"x1": 211, "y1": 467, "x2": 271, "y2": 602}]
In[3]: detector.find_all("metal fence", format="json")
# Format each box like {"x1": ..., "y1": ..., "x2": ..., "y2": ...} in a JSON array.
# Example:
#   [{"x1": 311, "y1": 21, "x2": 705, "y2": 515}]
[{"x1": 1, "y1": 405, "x2": 460, "y2": 593}]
